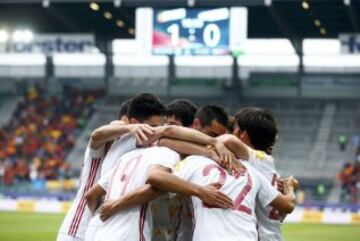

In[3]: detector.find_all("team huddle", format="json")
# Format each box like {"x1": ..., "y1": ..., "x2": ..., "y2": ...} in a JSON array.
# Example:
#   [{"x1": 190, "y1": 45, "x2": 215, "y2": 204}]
[{"x1": 57, "y1": 93, "x2": 299, "y2": 241}]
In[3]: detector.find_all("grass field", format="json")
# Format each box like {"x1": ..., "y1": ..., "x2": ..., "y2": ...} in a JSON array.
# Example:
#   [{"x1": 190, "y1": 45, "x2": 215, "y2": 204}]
[{"x1": 1, "y1": 211, "x2": 359, "y2": 241}]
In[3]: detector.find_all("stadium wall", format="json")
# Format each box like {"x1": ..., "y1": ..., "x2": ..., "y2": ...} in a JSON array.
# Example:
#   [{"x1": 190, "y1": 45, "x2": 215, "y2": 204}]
[{"x1": 0, "y1": 199, "x2": 359, "y2": 225}]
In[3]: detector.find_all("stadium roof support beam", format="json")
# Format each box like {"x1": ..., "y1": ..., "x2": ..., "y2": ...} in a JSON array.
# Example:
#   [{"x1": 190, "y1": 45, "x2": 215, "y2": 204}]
[
  {"x1": 346, "y1": 5, "x2": 360, "y2": 33},
  {"x1": 0, "y1": 0, "x2": 265, "y2": 6},
  {"x1": 267, "y1": 5, "x2": 302, "y2": 56}
]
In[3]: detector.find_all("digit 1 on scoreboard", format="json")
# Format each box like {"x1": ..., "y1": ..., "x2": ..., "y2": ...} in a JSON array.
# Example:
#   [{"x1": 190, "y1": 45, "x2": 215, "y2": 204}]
[{"x1": 167, "y1": 23, "x2": 180, "y2": 46}]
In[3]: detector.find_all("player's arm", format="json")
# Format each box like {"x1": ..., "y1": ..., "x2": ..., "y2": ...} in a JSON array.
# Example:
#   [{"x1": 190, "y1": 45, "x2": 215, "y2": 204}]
[
  {"x1": 216, "y1": 134, "x2": 250, "y2": 160},
  {"x1": 99, "y1": 184, "x2": 164, "y2": 221},
  {"x1": 269, "y1": 176, "x2": 299, "y2": 214},
  {"x1": 85, "y1": 184, "x2": 106, "y2": 214},
  {"x1": 143, "y1": 126, "x2": 235, "y2": 165},
  {"x1": 158, "y1": 138, "x2": 220, "y2": 162},
  {"x1": 158, "y1": 138, "x2": 243, "y2": 173},
  {"x1": 147, "y1": 165, "x2": 233, "y2": 209},
  {"x1": 90, "y1": 123, "x2": 154, "y2": 149}
]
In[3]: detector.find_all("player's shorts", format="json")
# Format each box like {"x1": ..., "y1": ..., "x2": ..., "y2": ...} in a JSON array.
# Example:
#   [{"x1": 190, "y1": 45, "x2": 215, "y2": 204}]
[{"x1": 57, "y1": 232, "x2": 84, "y2": 241}]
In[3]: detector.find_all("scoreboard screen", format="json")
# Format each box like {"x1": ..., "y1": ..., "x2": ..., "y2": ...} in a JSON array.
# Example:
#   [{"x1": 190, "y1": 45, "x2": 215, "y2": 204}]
[{"x1": 152, "y1": 8, "x2": 230, "y2": 56}]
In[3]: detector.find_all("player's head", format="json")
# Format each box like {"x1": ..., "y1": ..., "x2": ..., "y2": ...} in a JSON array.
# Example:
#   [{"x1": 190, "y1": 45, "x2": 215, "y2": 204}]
[
  {"x1": 193, "y1": 105, "x2": 229, "y2": 137},
  {"x1": 166, "y1": 99, "x2": 198, "y2": 127},
  {"x1": 127, "y1": 93, "x2": 166, "y2": 127},
  {"x1": 118, "y1": 99, "x2": 132, "y2": 123},
  {"x1": 234, "y1": 107, "x2": 278, "y2": 153}
]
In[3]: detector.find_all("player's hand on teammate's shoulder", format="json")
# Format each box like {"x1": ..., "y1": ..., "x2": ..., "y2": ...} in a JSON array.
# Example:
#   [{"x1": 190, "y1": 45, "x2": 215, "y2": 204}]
[
  {"x1": 128, "y1": 124, "x2": 155, "y2": 145},
  {"x1": 212, "y1": 142, "x2": 237, "y2": 168},
  {"x1": 287, "y1": 176, "x2": 299, "y2": 190},
  {"x1": 197, "y1": 183, "x2": 233, "y2": 209},
  {"x1": 99, "y1": 199, "x2": 119, "y2": 222},
  {"x1": 283, "y1": 176, "x2": 299, "y2": 193}
]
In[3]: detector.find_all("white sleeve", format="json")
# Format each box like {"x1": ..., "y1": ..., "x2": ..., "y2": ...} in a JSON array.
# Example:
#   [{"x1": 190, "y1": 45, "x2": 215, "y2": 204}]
[
  {"x1": 255, "y1": 168, "x2": 279, "y2": 208},
  {"x1": 98, "y1": 170, "x2": 112, "y2": 192},
  {"x1": 172, "y1": 157, "x2": 196, "y2": 181},
  {"x1": 149, "y1": 147, "x2": 180, "y2": 170},
  {"x1": 115, "y1": 134, "x2": 137, "y2": 155},
  {"x1": 87, "y1": 142, "x2": 106, "y2": 159},
  {"x1": 248, "y1": 149, "x2": 267, "y2": 168},
  {"x1": 167, "y1": 157, "x2": 196, "y2": 199}
]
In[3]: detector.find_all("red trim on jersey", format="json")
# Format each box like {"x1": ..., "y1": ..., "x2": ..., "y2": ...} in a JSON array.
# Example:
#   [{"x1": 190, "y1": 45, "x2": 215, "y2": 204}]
[
  {"x1": 68, "y1": 157, "x2": 101, "y2": 236},
  {"x1": 139, "y1": 203, "x2": 149, "y2": 241},
  {"x1": 174, "y1": 201, "x2": 184, "y2": 241}
]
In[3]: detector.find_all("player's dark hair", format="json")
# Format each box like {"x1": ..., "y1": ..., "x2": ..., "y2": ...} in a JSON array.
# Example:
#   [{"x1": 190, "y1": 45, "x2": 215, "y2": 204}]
[
  {"x1": 167, "y1": 99, "x2": 198, "y2": 127},
  {"x1": 227, "y1": 116, "x2": 236, "y2": 133},
  {"x1": 195, "y1": 105, "x2": 229, "y2": 128},
  {"x1": 235, "y1": 107, "x2": 278, "y2": 152},
  {"x1": 127, "y1": 93, "x2": 166, "y2": 121},
  {"x1": 118, "y1": 99, "x2": 131, "y2": 119}
]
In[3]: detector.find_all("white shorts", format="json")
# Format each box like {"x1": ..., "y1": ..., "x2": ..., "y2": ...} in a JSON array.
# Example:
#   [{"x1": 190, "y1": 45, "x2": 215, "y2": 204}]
[{"x1": 57, "y1": 232, "x2": 84, "y2": 241}]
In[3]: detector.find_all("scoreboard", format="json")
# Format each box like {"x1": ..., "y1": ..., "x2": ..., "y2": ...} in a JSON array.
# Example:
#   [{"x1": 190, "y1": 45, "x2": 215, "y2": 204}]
[
  {"x1": 135, "y1": 7, "x2": 247, "y2": 56},
  {"x1": 153, "y1": 8, "x2": 230, "y2": 55}
]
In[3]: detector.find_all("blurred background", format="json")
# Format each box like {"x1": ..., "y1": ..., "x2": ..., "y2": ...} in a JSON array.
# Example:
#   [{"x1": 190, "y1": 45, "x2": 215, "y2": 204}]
[{"x1": 0, "y1": 0, "x2": 359, "y2": 241}]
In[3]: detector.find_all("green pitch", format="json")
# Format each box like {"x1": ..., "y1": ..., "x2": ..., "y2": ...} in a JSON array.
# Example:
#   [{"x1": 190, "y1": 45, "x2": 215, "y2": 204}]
[{"x1": 1, "y1": 211, "x2": 359, "y2": 241}]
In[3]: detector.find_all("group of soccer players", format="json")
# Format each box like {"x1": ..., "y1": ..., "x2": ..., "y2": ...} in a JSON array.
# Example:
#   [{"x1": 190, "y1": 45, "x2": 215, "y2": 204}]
[{"x1": 57, "y1": 93, "x2": 299, "y2": 241}]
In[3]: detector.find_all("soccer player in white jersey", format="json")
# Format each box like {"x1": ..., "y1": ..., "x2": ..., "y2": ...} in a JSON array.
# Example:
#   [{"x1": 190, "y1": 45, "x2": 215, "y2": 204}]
[
  {"x1": 57, "y1": 94, "x2": 166, "y2": 241},
  {"x1": 81, "y1": 94, "x2": 167, "y2": 241},
  {"x1": 82, "y1": 95, "x2": 235, "y2": 241},
  {"x1": 147, "y1": 154, "x2": 298, "y2": 241},
  {"x1": 217, "y1": 107, "x2": 292, "y2": 241},
  {"x1": 91, "y1": 145, "x2": 233, "y2": 241},
  {"x1": 161, "y1": 103, "x2": 230, "y2": 241}
]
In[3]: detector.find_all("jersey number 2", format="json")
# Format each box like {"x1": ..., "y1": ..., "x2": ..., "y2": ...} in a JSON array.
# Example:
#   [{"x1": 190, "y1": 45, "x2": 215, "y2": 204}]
[{"x1": 202, "y1": 164, "x2": 253, "y2": 215}]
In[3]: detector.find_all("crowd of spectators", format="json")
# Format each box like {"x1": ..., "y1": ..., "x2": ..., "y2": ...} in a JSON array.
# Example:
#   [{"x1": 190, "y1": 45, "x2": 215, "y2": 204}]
[
  {"x1": 0, "y1": 85, "x2": 103, "y2": 187},
  {"x1": 337, "y1": 146, "x2": 360, "y2": 204}
]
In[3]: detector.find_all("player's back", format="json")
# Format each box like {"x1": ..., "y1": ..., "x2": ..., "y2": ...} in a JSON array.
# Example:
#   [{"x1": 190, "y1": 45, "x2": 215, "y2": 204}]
[
  {"x1": 84, "y1": 134, "x2": 137, "y2": 241},
  {"x1": 95, "y1": 146, "x2": 180, "y2": 241},
  {"x1": 174, "y1": 155, "x2": 278, "y2": 241}
]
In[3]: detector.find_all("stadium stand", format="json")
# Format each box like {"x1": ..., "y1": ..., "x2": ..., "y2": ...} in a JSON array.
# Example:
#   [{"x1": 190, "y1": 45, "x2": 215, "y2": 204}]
[{"x1": 0, "y1": 85, "x2": 103, "y2": 193}]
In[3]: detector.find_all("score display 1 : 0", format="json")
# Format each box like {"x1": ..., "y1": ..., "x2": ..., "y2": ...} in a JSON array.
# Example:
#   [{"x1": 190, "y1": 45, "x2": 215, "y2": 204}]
[{"x1": 152, "y1": 8, "x2": 230, "y2": 55}]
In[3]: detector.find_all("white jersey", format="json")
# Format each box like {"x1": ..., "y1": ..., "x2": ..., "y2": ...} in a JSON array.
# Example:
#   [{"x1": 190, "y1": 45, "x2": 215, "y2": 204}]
[
  {"x1": 58, "y1": 135, "x2": 136, "y2": 241},
  {"x1": 94, "y1": 146, "x2": 180, "y2": 241},
  {"x1": 247, "y1": 149, "x2": 284, "y2": 241},
  {"x1": 83, "y1": 134, "x2": 137, "y2": 241},
  {"x1": 173, "y1": 155, "x2": 279, "y2": 241},
  {"x1": 57, "y1": 145, "x2": 105, "y2": 241}
]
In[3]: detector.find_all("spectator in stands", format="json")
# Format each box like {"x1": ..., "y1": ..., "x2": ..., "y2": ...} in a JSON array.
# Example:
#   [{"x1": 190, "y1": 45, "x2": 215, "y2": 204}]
[
  {"x1": 338, "y1": 134, "x2": 348, "y2": 151},
  {"x1": 0, "y1": 84, "x2": 103, "y2": 187}
]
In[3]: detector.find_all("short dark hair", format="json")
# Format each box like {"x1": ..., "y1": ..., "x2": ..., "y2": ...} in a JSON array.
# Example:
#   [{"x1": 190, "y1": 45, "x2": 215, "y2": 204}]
[
  {"x1": 195, "y1": 105, "x2": 229, "y2": 128},
  {"x1": 127, "y1": 93, "x2": 166, "y2": 121},
  {"x1": 235, "y1": 107, "x2": 277, "y2": 152},
  {"x1": 227, "y1": 116, "x2": 236, "y2": 133},
  {"x1": 167, "y1": 99, "x2": 198, "y2": 127},
  {"x1": 118, "y1": 99, "x2": 131, "y2": 119}
]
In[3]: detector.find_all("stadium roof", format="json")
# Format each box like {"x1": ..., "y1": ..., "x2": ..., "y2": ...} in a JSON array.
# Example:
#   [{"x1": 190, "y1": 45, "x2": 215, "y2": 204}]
[{"x1": 0, "y1": 0, "x2": 359, "y2": 46}]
